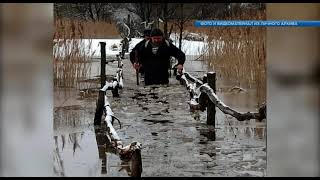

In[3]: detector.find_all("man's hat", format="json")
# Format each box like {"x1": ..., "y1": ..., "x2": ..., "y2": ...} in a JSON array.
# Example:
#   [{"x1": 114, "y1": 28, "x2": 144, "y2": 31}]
[
  {"x1": 150, "y1": 28, "x2": 164, "y2": 37},
  {"x1": 143, "y1": 29, "x2": 151, "y2": 37}
]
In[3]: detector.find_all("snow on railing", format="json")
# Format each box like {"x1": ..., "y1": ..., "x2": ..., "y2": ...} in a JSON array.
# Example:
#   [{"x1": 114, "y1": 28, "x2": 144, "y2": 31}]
[
  {"x1": 178, "y1": 71, "x2": 266, "y2": 122},
  {"x1": 93, "y1": 41, "x2": 142, "y2": 177}
]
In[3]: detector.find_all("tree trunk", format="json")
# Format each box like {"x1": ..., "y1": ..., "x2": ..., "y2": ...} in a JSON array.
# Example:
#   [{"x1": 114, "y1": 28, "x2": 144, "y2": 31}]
[
  {"x1": 178, "y1": 4, "x2": 184, "y2": 50},
  {"x1": 178, "y1": 23, "x2": 183, "y2": 49},
  {"x1": 168, "y1": 24, "x2": 173, "y2": 39},
  {"x1": 164, "y1": 21, "x2": 168, "y2": 39},
  {"x1": 163, "y1": 4, "x2": 168, "y2": 39},
  {"x1": 88, "y1": 3, "x2": 96, "y2": 22},
  {"x1": 127, "y1": 14, "x2": 131, "y2": 38}
]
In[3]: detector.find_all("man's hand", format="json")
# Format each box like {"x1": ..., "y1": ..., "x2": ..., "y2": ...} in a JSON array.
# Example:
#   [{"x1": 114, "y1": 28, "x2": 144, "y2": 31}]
[
  {"x1": 133, "y1": 63, "x2": 141, "y2": 70},
  {"x1": 177, "y1": 64, "x2": 183, "y2": 74}
]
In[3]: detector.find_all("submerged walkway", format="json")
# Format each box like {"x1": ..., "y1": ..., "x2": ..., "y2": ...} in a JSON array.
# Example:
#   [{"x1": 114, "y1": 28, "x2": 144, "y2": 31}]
[{"x1": 53, "y1": 56, "x2": 266, "y2": 177}]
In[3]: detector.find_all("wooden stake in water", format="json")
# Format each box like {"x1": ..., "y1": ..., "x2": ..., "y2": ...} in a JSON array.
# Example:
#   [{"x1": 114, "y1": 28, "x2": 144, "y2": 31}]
[
  {"x1": 207, "y1": 72, "x2": 216, "y2": 140},
  {"x1": 100, "y1": 42, "x2": 106, "y2": 89},
  {"x1": 94, "y1": 42, "x2": 106, "y2": 125}
]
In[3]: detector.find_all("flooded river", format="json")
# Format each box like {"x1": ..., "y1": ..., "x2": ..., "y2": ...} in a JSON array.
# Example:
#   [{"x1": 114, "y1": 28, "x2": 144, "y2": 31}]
[{"x1": 53, "y1": 55, "x2": 266, "y2": 177}]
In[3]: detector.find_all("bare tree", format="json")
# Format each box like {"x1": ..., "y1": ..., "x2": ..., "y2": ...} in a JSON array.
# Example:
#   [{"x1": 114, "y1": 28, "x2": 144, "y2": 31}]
[
  {"x1": 194, "y1": 3, "x2": 229, "y2": 19},
  {"x1": 74, "y1": 3, "x2": 112, "y2": 22},
  {"x1": 160, "y1": 3, "x2": 178, "y2": 40},
  {"x1": 54, "y1": 3, "x2": 112, "y2": 22},
  {"x1": 173, "y1": 3, "x2": 201, "y2": 49},
  {"x1": 126, "y1": 3, "x2": 153, "y2": 23}
]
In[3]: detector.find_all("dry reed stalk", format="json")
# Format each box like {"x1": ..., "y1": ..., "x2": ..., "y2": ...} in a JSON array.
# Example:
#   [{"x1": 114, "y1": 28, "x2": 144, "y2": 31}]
[
  {"x1": 202, "y1": 10, "x2": 266, "y2": 105},
  {"x1": 53, "y1": 19, "x2": 95, "y2": 97}
]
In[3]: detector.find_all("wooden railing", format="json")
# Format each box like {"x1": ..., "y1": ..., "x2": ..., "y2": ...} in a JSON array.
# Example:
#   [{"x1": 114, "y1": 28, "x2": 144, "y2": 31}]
[
  {"x1": 178, "y1": 70, "x2": 266, "y2": 140},
  {"x1": 93, "y1": 41, "x2": 142, "y2": 177}
]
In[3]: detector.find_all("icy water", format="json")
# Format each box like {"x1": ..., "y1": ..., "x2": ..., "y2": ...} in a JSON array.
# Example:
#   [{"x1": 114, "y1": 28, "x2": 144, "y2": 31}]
[{"x1": 53, "y1": 55, "x2": 266, "y2": 177}]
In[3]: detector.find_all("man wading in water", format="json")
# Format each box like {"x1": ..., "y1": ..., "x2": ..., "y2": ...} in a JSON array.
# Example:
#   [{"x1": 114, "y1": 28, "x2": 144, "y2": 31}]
[{"x1": 134, "y1": 28, "x2": 185, "y2": 86}]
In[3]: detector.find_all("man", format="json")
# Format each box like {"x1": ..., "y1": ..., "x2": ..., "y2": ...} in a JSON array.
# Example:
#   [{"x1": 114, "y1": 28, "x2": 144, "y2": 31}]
[
  {"x1": 129, "y1": 29, "x2": 151, "y2": 76},
  {"x1": 120, "y1": 37, "x2": 129, "y2": 59},
  {"x1": 135, "y1": 28, "x2": 185, "y2": 86}
]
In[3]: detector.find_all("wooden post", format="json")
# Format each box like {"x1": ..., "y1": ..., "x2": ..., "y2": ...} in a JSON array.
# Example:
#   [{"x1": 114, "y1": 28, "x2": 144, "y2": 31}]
[
  {"x1": 100, "y1": 42, "x2": 106, "y2": 89},
  {"x1": 95, "y1": 128, "x2": 108, "y2": 174},
  {"x1": 199, "y1": 74, "x2": 208, "y2": 111},
  {"x1": 94, "y1": 91, "x2": 105, "y2": 125},
  {"x1": 130, "y1": 149, "x2": 142, "y2": 177},
  {"x1": 202, "y1": 74, "x2": 207, "y2": 84},
  {"x1": 94, "y1": 42, "x2": 106, "y2": 125},
  {"x1": 117, "y1": 54, "x2": 121, "y2": 68},
  {"x1": 207, "y1": 72, "x2": 216, "y2": 126},
  {"x1": 169, "y1": 58, "x2": 172, "y2": 78},
  {"x1": 112, "y1": 78, "x2": 119, "y2": 97}
]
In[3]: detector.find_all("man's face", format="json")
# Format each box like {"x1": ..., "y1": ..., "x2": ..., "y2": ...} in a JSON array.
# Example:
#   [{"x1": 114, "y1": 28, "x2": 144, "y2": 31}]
[{"x1": 151, "y1": 36, "x2": 163, "y2": 46}]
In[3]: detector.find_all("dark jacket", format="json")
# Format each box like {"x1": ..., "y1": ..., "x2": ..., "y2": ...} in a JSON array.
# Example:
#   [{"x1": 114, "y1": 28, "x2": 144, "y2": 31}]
[
  {"x1": 129, "y1": 39, "x2": 147, "y2": 65},
  {"x1": 137, "y1": 39, "x2": 185, "y2": 85}
]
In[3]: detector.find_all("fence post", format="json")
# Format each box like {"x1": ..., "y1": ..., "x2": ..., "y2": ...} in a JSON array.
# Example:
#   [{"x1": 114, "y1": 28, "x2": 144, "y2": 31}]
[
  {"x1": 202, "y1": 74, "x2": 207, "y2": 84},
  {"x1": 117, "y1": 54, "x2": 121, "y2": 68},
  {"x1": 207, "y1": 72, "x2": 216, "y2": 135},
  {"x1": 95, "y1": 128, "x2": 108, "y2": 174},
  {"x1": 130, "y1": 149, "x2": 143, "y2": 177},
  {"x1": 112, "y1": 77, "x2": 119, "y2": 97},
  {"x1": 94, "y1": 42, "x2": 106, "y2": 125},
  {"x1": 199, "y1": 74, "x2": 208, "y2": 111},
  {"x1": 100, "y1": 42, "x2": 106, "y2": 88}
]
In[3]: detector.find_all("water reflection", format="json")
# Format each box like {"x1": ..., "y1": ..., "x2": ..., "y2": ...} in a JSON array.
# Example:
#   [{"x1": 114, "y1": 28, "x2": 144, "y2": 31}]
[
  {"x1": 53, "y1": 126, "x2": 100, "y2": 177},
  {"x1": 53, "y1": 136, "x2": 65, "y2": 176},
  {"x1": 199, "y1": 125, "x2": 216, "y2": 141},
  {"x1": 94, "y1": 127, "x2": 142, "y2": 177},
  {"x1": 223, "y1": 123, "x2": 266, "y2": 140},
  {"x1": 53, "y1": 56, "x2": 265, "y2": 177},
  {"x1": 254, "y1": 127, "x2": 265, "y2": 140},
  {"x1": 53, "y1": 125, "x2": 142, "y2": 177},
  {"x1": 54, "y1": 106, "x2": 86, "y2": 131}
]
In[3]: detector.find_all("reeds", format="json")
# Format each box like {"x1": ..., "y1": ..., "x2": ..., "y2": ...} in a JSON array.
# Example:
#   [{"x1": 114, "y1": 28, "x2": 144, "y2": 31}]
[
  {"x1": 54, "y1": 18, "x2": 120, "y2": 39},
  {"x1": 53, "y1": 19, "x2": 93, "y2": 92},
  {"x1": 202, "y1": 9, "x2": 266, "y2": 105},
  {"x1": 53, "y1": 19, "x2": 122, "y2": 92}
]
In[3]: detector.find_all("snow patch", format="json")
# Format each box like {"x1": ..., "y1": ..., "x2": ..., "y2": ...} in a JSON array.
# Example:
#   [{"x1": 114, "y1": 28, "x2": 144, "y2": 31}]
[{"x1": 53, "y1": 32, "x2": 225, "y2": 58}]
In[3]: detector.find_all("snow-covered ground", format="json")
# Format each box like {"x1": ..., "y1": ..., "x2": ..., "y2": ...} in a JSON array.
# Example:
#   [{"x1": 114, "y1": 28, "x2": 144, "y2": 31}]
[{"x1": 53, "y1": 34, "x2": 209, "y2": 59}]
